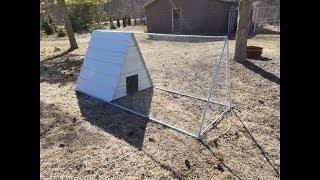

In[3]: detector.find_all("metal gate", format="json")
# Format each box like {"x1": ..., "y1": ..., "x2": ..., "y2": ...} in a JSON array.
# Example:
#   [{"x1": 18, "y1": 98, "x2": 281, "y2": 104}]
[
  {"x1": 172, "y1": 8, "x2": 182, "y2": 34},
  {"x1": 227, "y1": 7, "x2": 238, "y2": 36}
]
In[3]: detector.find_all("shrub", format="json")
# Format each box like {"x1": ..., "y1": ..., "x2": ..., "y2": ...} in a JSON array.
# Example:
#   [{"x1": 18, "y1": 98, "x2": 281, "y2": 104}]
[
  {"x1": 116, "y1": 19, "x2": 120, "y2": 27},
  {"x1": 41, "y1": 20, "x2": 55, "y2": 35},
  {"x1": 134, "y1": 18, "x2": 137, "y2": 26},
  {"x1": 88, "y1": 22, "x2": 105, "y2": 32},
  {"x1": 127, "y1": 17, "x2": 131, "y2": 26},
  {"x1": 122, "y1": 16, "x2": 127, "y2": 28},
  {"x1": 57, "y1": 27, "x2": 67, "y2": 37},
  {"x1": 67, "y1": 0, "x2": 106, "y2": 33},
  {"x1": 110, "y1": 22, "x2": 117, "y2": 29}
]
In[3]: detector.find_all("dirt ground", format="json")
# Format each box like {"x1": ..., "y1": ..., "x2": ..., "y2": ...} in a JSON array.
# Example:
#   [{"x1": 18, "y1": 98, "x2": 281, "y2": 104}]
[{"x1": 40, "y1": 26, "x2": 280, "y2": 180}]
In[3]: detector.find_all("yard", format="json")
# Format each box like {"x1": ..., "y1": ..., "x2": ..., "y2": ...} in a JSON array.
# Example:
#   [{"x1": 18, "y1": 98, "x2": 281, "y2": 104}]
[{"x1": 40, "y1": 26, "x2": 280, "y2": 179}]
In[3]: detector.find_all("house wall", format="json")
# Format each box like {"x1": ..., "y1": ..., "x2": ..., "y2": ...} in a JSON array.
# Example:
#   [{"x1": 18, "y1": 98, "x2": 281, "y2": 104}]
[{"x1": 145, "y1": 0, "x2": 238, "y2": 35}]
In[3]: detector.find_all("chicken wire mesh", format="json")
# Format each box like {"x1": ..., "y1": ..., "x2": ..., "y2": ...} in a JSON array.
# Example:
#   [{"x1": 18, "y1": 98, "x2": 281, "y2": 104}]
[
  {"x1": 111, "y1": 32, "x2": 231, "y2": 138},
  {"x1": 253, "y1": 3, "x2": 280, "y2": 32}
]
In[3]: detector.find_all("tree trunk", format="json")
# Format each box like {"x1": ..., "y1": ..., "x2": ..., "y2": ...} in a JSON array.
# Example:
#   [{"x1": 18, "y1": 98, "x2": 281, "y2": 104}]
[
  {"x1": 234, "y1": 0, "x2": 252, "y2": 62},
  {"x1": 57, "y1": 0, "x2": 78, "y2": 50}
]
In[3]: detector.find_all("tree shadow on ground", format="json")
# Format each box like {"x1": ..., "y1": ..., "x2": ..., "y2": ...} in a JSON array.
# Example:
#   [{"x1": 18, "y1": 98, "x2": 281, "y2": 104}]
[
  {"x1": 146, "y1": 153, "x2": 186, "y2": 180},
  {"x1": 199, "y1": 140, "x2": 244, "y2": 180},
  {"x1": 254, "y1": 26, "x2": 280, "y2": 35},
  {"x1": 231, "y1": 108, "x2": 280, "y2": 176},
  {"x1": 76, "y1": 88, "x2": 154, "y2": 149},
  {"x1": 40, "y1": 55, "x2": 83, "y2": 85},
  {"x1": 40, "y1": 101, "x2": 81, "y2": 149},
  {"x1": 250, "y1": 57, "x2": 272, "y2": 61},
  {"x1": 42, "y1": 48, "x2": 75, "y2": 62},
  {"x1": 239, "y1": 60, "x2": 280, "y2": 85}
]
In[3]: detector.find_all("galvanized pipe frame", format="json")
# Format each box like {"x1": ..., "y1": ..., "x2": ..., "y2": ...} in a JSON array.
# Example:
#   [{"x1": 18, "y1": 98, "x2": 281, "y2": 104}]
[
  {"x1": 78, "y1": 88, "x2": 230, "y2": 140},
  {"x1": 134, "y1": 32, "x2": 231, "y2": 139},
  {"x1": 106, "y1": 101, "x2": 200, "y2": 138},
  {"x1": 133, "y1": 32, "x2": 231, "y2": 139},
  {"x1": 196, "y1": 36, "x2": 228, "y2": 137},
  {"x1": 77, "y1": 89, "x2": 199, "y2": 138},
  {"x1": 108, "y1": 99, "x2": 231, "y2": 140},
  {"x1": 154, "y1": 86, "x2": 230, "y2": 107},
  {"x1": 77, "y1": 33, "x2": 231, "y2": 140},
  {"x1": 198, "y1": 105, "x2": 231, "y2": 139},
  {"x1": 195, "y1": 37, "x2": 233, "y2": 138}
]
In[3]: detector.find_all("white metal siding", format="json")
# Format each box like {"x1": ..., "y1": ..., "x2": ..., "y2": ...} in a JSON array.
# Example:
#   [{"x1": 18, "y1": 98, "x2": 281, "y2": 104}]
[
  {"x1": 76, "y1": 30, "x2": 152, "y2": 102},
  {"x1": 76, "y1": 31, "x2": 132, "y2": 102},
  {"x1": 112, "y1": 41, "x2": 152, "y2": 100}
]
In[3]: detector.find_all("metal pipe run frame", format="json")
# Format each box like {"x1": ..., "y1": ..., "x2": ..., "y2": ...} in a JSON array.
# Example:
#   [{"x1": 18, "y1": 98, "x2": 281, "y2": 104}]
[
  {"x1": 198, "y1": 106, "x2": 231, "y2": 139},
  {"x1": 76, "y1": 33, "x2": 231, "y2": 140},
  {"x1": 106, "y1": 99, "x2": 231, "y2": 140},
  {"x1": 154, "y1": 86, "x2": 230, "y2": 107},
  {"x1": 197, "y1": 37, "x2": 228, "y2": 137},
  {"x1": 76, "y1": 90, "x2": 200, "y2": 138},
  {"x1": 106, "y1": 101, "x2": 199, "y2": 139},
  {"x1": 77, "y1": 88, "x2": 230, "y2": 140}
]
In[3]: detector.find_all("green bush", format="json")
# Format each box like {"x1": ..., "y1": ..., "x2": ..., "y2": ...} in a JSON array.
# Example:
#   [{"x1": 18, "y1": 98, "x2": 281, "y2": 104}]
[
  {"x1": 88, "y1": 22, "x2": 105, "y2": 32},
  {"x1": 116, "y1": 19, "x2": 120, "y2": 27},
  {"x1": 122, "y1": 16, "x2": 127, "y2": 28},
  {"x1": 57, "y1": 27, "x2": 67, "y2": 37},
  {"x1": 110, "y1": 22, "x2": 117, "y2": 29},
  {"x1": 127, "y1": 17, "x2": 131, "y2": 26},
  {"x1": 41, "y1": 21, "x2": 55, "y2": 35},
  {"x1": 67, "y1": 1, "x2": 107, "y2": 33}
]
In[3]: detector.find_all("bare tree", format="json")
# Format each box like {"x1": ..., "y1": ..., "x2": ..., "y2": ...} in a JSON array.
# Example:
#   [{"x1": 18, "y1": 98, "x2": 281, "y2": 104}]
[
  {"x1": 57, "y1": 0, "x2": 78, "y2": 50},
  {"x1": 234, "y1": 0, "x2": 252, "y2": 62}
]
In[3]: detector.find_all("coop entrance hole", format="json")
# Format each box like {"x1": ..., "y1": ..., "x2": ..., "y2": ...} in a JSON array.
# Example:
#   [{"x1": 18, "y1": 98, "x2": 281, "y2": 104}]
[{"x1": 126, "y1": 74, "x2": 138, "y2": 95}]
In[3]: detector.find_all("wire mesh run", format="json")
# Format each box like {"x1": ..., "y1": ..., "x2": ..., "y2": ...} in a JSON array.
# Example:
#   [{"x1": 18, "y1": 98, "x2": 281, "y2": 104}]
[
  {"x1": 110, "y1": 32, "x2": 231, "y2": 139},
  {"x1": 252, "y1": 3, "x2": 280, "y2": 33}
]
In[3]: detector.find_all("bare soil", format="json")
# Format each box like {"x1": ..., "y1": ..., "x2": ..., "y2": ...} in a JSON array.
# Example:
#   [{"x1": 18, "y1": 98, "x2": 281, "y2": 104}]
[{"x1": 40, "y1": 26, "x2": 280, "y2": 180}]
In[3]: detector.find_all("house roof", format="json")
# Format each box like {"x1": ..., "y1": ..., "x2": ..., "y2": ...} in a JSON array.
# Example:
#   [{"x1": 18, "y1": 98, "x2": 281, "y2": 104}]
[{"x1": 143, "y1": 0, "x2": 238, "y2": 8}]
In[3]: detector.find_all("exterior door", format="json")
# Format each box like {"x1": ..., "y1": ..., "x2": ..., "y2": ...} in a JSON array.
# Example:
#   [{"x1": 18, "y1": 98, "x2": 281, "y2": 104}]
[{"x1": 172, "y1": 8, "x2": 182, "y2": 34}]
